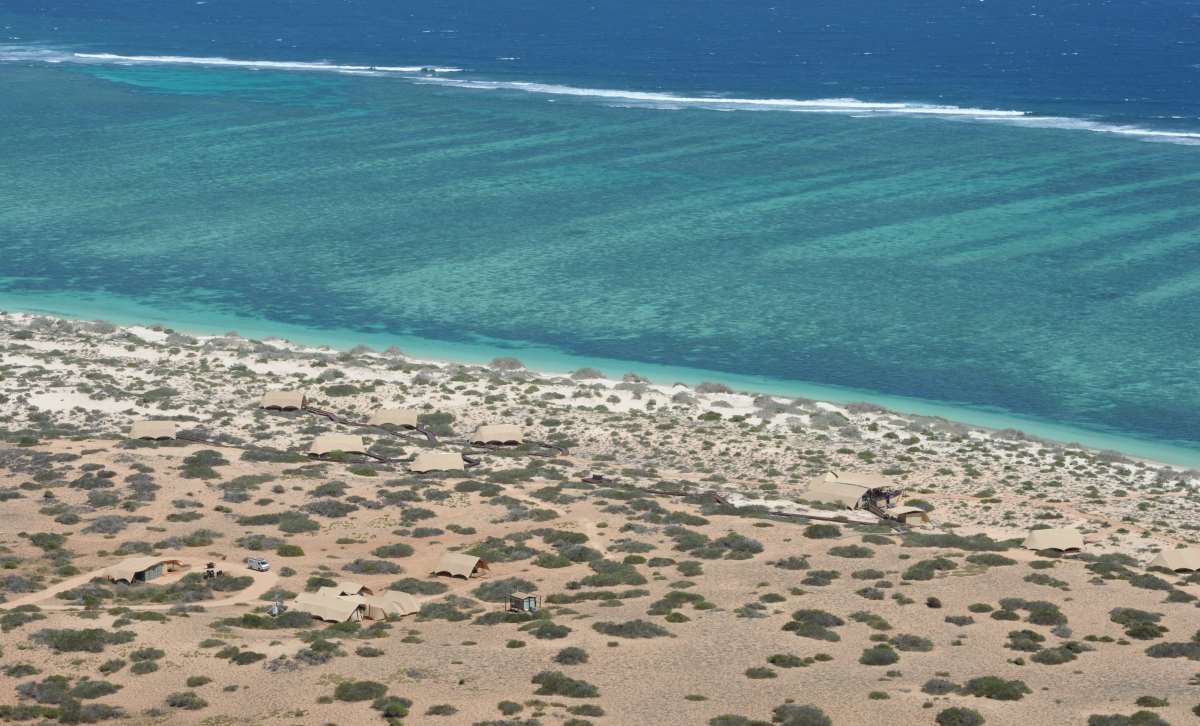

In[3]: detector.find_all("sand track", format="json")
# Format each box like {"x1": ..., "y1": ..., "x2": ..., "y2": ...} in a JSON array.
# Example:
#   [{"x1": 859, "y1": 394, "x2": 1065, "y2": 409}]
[{"x1": 1, "y1": 557, "x2": 279, "y2": 611}]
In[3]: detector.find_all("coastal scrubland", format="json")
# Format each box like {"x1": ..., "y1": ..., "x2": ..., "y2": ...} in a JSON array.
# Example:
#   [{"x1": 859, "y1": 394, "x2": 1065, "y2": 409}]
[{"x1": 1, "y1": 311, "x2": 1199, "y2": 725}]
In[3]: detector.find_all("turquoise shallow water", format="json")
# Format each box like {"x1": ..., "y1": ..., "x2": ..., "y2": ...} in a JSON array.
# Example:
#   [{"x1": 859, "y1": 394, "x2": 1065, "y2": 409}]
[{"x1": 1, "y1": 61, "x2": 1199, "y2": 463}]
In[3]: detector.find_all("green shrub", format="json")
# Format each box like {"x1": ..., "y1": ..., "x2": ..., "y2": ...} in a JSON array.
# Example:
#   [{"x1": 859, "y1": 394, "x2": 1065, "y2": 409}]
[
  {"x1": 334, "y1": 680, "x2": 388, "y2": 702},
  {"x1": 936, "y1": 707, "x2": 985, "y2": 726},
  {"x1": 1086, "y1": 712, "x2": 1170, "y2": 726},
  {"x1": 859, "y1": 644, "x2": 899, "y2": 666},
  {"x1": 276, "y1": 544, "x2": 304, "y2": 557},
  {"x1": 372, "y1": 543, "x2": 415, "y2": 558},
  {"x1": 890, "y1": 634, "x2": 934, "y2": 652},
  {"x1": 771, "y1": 703, "x2": 832, "y2": 726},
  {"x1": 32, "y1": 628, "x2": 135, "y2": 653},
  {"x1": 803, "y1": 525, "x2": 841, "y2": 539},
  {"x1": 472, "y1": 577, "x2": 536, "y2": 603},
  {"x1": 554, "y1": 646, "x2": 589, "y2": 665},
  {"x1": 592, "y1": 619, "x2": 670, "y2": 639},
  {"x1": 745, "y1": 667, "x2": 777, "y2": 679},
  {"x1": 829, "y1": 545, "x2": 873, "y2": 559},
  {"x1": 961, "y1": 676, "x2": 1031, "y2": 701},
  {"x1": 531, "y1": 671, "x2": 598, "y2": 698},
  {"x1": 165, "y1": 691, "x2": 208, "y2": 710},
  {"x1": 783, "y1": 609, "x2": 845, "y2": 642}
]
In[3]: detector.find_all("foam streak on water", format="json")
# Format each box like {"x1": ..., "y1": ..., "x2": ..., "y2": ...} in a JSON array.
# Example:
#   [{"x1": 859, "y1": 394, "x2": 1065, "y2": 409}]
[{"x1": 2, "y1": 44, "x2": 1198, "y2": 145}]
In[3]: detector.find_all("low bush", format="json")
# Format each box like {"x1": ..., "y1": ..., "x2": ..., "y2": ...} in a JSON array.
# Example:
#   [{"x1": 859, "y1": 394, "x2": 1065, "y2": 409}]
[
  {"x1": 592, "y1": 619, "x2": 670, "y2": 639},
  {"x1": 531, "y1": 671, "x2": 598, "y2": 698}
]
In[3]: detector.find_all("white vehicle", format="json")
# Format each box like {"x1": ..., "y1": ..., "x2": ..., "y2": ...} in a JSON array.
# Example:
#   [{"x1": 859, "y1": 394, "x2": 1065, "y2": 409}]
[{"x1": 245, "y1": 557, "x2": 270, "y2": 572}]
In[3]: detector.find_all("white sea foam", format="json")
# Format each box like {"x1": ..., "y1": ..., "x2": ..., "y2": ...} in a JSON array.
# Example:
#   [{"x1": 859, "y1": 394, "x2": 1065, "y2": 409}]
[
  {"x1": 2, "y1": 44, "x2": 1197, "y2": 145},
  {"x1": 0, "y1": 46, "x2": 460, "y2": 73},
  {"x1": 420, "y1": 77, "x2": 1200, "y2": 145}
]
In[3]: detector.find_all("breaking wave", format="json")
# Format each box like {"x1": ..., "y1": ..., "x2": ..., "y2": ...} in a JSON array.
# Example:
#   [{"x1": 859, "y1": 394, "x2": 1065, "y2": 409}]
[
  {"x1": 421, "y1": 77, "x2": 1200, "y2": 145},
  {"x1": 0, "y1": 45, "x2": 461, "y2": 73},
  {"x1": 3, "y1": 45, "x2": 1198, "y2": 145}
]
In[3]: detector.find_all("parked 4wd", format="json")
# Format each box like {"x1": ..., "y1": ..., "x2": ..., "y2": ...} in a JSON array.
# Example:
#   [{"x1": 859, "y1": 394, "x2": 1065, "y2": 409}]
[{"x1": 245, "y1": 557, "x2": 270, "y2": 572}]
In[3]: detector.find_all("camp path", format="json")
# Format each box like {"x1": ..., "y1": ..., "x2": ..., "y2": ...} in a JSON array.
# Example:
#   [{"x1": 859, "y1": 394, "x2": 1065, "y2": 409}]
[{"x1": 0, "y1": 557, "x2": 279, "y2": 611}]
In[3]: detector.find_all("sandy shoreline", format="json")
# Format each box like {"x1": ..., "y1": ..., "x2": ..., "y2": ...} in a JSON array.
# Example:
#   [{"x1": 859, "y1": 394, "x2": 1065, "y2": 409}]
[{"x1": 2, "y1": 310, "x2": 1199, "y2": 725}]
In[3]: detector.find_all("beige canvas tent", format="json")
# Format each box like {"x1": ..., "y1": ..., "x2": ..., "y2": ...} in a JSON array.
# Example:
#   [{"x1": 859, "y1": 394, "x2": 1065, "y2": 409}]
[
  {"x1": 1022, "y1": 527, "x2": 1084, "y2": 552},
  {"x1": 802, "y1": 473, "x2": 874, "y2": 509},
  {"x1": 889, "y1": 506, "x2": 929, "y2": 524},
  {"x1": 309, "y1": 591, "x2": 417, "y2": 620},
  {"x1": 470, "y1": 424, "x2": 524, "y2": 445},
  {"x1": 410, "y1": 451, "x2": 466, "y2": 474},
  {"x1": 309, "y1": 433, "x2": 366, "y2": 457},
  {"x1": 368, "y1": 408, "x2": 420, "y2": 428},
  {"x1": 318, "y1": 581, "x2": 374, "y2": 597},
  {"x1": 293, "y1": 592, "x2": 364, "y2": 622},
  {"x1": 107, "y1": 557, "x2": 186, "y2": 584},
  {"x1": 1150, "y1": 548, "x2": 1200, "y2": 572},
  {"x1": 129, "y1": 420, "x2": 178, "y2": 440},
  {"x1": 360, "y1": 593, "x2": 419, "y2": 620},
  {"x1": 432, "y1": 552, "x2": 489, "y2": 579},
  {"x1": 260, "y1": 390, "x2": 307, "y2": 410}
]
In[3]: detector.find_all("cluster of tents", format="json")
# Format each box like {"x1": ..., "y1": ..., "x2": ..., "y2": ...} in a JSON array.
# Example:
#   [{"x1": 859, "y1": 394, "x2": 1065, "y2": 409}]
[{"x1": 292, "y1": 581, "x2": 419, "y2": 623}]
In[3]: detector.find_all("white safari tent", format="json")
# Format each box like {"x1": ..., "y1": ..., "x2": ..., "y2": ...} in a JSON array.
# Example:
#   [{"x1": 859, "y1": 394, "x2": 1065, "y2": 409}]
[
  {"x1": 470, "y1": 424, "x2": 524, "y2": 445},
  {"x1": 410, "y1": 451, "x2": 467, "y2": 473},
  {"x1": 129, "y1": 420, "x2": 178, "y2": 440},
  {"x1": 1022, "y1": 527, "x2": 1084, "y2": 553},
  {"x1": 432, "y1": 552, "x2": 489, "y2": 579},
  {"x1": 1150, "y1": 548, "x2": 1200, "y2": 572},
  {"x1": 308, "y1": 433, "x2": 366, "y2": 457},
  {"x1": 260, "y1": 390, "x2": 307, "y2": 410},
  {"x1": 368, "y1": 408, "x2": 420, "y2": 428}
]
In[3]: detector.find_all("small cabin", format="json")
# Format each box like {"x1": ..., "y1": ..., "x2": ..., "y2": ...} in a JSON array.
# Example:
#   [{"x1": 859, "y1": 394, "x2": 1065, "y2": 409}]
[{"x1": 509, "y1": 592, "x2": 540, "y2": 614}]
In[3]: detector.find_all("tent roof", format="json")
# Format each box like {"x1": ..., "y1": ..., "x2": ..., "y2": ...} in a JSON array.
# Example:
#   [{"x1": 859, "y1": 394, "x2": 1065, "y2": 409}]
[
  {"x1": 329, "y1": 580, "x2": 370, "y2": 596},
  {"x1": 824, "y1": 471, "x2": 893, "y2": 489},
  {"x1": 803, "y1": 475, "x2": 871, "y2": 509},
  {"x1": 260, "y1": 390, "x2": 306, "y2": 410},
  {"x1": 129, "y1": 420, "x2": 178, "y2": 440},
  {"x1": 1022, "y1": 527, "x2": 1084, "y2": 552},
  {"x1": 293, "y1": 592, "x2": 363, "y2": 622},
  {"x1": 410, "y1": 451, "x2": 466, "y2": 473},
  {"x1": 433, "y1": 552, "x2": 482, "y2": 578},
  {"x1": 368, "y1": 408, "x2": 419, "y2": 428},
  {"x1": 309, "y1": 433, "x2": 366, "y2": 456},
  {"x1": 107, "y1": 557, "x2": 184, "y2": 583},
  {"x1": 363, "y1": 593, "x2": 419, "y2": 616},
  {"x1": 470, "y1": 424, "x2": 524, "y2": 444},
  {"x1": 1150, "y1": 548, "x2": 1200, "y2": 572}
]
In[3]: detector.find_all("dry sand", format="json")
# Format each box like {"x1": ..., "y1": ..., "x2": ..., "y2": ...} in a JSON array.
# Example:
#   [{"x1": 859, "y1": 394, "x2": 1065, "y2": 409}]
[{"x1": 1, "y1": 311, "x2": 1198, "y2": 725}]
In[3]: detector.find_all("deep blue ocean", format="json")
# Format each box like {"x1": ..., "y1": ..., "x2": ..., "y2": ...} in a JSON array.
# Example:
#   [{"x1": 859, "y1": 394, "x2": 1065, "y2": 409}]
[{"x1": 1, "y1": 1, "x2": 1199, "y2": 461}]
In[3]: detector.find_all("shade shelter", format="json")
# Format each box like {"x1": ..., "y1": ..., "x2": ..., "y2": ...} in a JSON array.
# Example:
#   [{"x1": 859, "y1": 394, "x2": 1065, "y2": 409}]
[
  {"x1": 308, "y1": 433, "x2": 366, "y2": 457},
  {"x1": 1022, "y1": 527, "x2": 1084, "y2": 553},
  {"x1": 1150, "y1": 548, "x2": 1200, "y2": 572},
  {"x1": 260, "y1": 390, "x2": 307, "y2": 410},
  {"x1": 432, "y1": 552, "x2": 489, "y2": 579},
  {"x1": 889, "y1": 506, "x2": 930, "y2": 524},
  {"x1": 129, "y1": 420, "x2": 178, "y2": 441},
  {"x1": 410, "y1": 451, "x2": 467, "y2": 473},
  {"x1": 108, "y1": 557, "x2": 187, "y2": 584},
  {"x1": 293, "y1": 592, "x2": 365, "y2": 622},
  {"x1": 470, "y1": 424, "x2": 524, "y2": 445},
  {"x1": 368, "y1": 408, "x2": 420, "y2": 428},
  {"x1": 803, "y1": 474, "x2": 873, "y2": 510}
]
